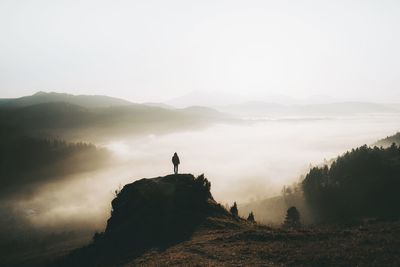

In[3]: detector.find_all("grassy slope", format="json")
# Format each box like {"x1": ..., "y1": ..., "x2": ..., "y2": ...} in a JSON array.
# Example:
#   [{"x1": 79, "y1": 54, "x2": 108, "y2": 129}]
[{"x1": 129, "y1": 219, "x2": 400, "y2": 267}]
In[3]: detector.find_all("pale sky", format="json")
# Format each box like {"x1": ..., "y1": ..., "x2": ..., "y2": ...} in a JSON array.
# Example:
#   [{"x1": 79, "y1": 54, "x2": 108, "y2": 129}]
[{"x1": 1, "y1": 0, "x2": 399, "y2": 103}]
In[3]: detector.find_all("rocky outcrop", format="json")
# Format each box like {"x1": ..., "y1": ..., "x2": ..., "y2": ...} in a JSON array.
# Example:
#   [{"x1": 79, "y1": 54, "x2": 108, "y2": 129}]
[
  {"x1": 103, "y1": 173, "x2": 224, "y2": 247},
  {"x1": 57, "y1": 173, "x2": 230, "y2": 266}
]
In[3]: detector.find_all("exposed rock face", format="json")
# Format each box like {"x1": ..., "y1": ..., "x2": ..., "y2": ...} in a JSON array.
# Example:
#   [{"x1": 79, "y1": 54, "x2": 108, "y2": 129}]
[
  {"x1": 57, "y1": 174, "x2": 229, "y2": 266},
  {"x1": 103, "y1": 174, "x2": 221, "y2": 248}
]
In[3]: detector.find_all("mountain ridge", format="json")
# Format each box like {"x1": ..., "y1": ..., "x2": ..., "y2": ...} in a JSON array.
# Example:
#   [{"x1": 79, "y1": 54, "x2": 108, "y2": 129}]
[
  {"x1": 0, "y1": 97, "x2": 229, "y2": 142},
  {"x1": 0, "y1": 91, "x2": 133, "y2": 108}
]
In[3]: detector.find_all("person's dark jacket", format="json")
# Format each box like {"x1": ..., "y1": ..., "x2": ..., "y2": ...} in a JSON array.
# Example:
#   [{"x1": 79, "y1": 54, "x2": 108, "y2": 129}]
[{"x1": 172, "y1": 154, "x2": 180, "y2": 165}]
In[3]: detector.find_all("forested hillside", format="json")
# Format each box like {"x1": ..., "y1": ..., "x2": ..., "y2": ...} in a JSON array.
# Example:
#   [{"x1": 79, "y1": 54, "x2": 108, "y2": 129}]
[
  {"x1": 375, "y1": 132, "x2": 400, "y2": 147},
  {"x1": 302, "y1": 144, "x2": 400, "y2": 222},
  {"x1": 0, "y1": 127, "x2": 110, "y2": 198}
]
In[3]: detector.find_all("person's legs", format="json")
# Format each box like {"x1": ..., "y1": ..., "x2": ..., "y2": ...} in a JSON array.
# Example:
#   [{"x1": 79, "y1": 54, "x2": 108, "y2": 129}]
[{"x1": 174, "y1": 165, "x2": 177, "y2": 174}]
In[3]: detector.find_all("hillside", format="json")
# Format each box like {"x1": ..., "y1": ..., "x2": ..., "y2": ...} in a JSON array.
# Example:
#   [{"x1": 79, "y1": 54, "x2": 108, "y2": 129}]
[
  {"x1": 130, "y1": 221, "x2": 400, "y2": 266},
  {"x1": 241, "y1": 135, "x2": 400, "y2": 224},
  {"x1": 218, "y1": 101, "x2": 400, "y2": 117},
  {"x1": 0, "y1": 91, "x2": 132, "y2": 108},
  {"x1": 0, "y1": 100, "x2": 229, "y2": 142},
  {"x1": 0, "y1": 127, "x2": 110, "y2": 199},
  {"x1": 54, "y1": 174, "x2": 237, "y2": 266},
  {"x1": 302, "y1": 144, "x2": 400, "y2": 222},
  {"x1": 374, "y1": 132, "x2": 400, "y2": 147},
  {"x1": 239, "y1": 194, "x2": 309, "y2": 225},
  {"x1": 47, "y1": 173, "x2": 400, "y2": 267},
  {"x1": 0, "y1": 128, "x2": 112, "y2": 267}
]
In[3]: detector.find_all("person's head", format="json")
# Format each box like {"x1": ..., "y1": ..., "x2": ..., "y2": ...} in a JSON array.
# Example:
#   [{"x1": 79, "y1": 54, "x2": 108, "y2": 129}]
[{"x1": 174, "y1": 152, "x2": 177, "y2": 156}]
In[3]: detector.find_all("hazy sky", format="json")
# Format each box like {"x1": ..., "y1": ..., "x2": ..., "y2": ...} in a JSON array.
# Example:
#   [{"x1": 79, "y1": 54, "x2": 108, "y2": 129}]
[{"x1": 1, "y1": 0, "x2": 399, "y2": 102}]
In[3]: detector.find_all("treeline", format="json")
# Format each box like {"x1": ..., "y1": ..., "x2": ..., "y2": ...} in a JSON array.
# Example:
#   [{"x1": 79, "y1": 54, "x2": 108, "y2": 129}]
[
  {"x1": 0, "y1": 127, "x2": 109, "y2": 197},
  {"x1": 375, "y1": 132, "x2": 400, "y2": 147},
  {"x1": 0, "y1": 101, "x2": 226, "y2": 142},
  {"x1": 302, "y1": 143, "x2": 400, "y2": 222}
]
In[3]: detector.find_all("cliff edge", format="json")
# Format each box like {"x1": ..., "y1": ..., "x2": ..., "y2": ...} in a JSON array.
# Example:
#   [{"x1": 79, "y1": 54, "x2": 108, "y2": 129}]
[{"x1": 56, "y1": 173, "x2": 232, "y2": 266}]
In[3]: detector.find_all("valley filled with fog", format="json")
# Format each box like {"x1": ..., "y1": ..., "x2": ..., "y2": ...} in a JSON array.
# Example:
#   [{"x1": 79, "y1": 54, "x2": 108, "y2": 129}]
[
  {"x1": 10, "y1": 113, "x2": 399, "y2": 234},
  {"x1": 3, "y1": 0, "x2": 400, "y2": 264},
  {"x1": 1, "y1": 91, "x2": 400, "y2": 266}
]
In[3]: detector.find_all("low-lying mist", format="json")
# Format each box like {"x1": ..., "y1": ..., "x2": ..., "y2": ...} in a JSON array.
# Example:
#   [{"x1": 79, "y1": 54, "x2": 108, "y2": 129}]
[{"x1": 1, "y1": 113, "x2": 399, "y2": 263}]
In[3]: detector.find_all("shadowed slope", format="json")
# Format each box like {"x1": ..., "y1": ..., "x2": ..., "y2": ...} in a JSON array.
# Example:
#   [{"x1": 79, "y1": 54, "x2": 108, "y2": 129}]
[{"x1": 54, "y1": 174, "x2": 233, "y2": 266}]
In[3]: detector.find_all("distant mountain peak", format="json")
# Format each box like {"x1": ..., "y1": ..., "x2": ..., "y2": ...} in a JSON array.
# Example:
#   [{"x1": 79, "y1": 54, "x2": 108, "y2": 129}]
[
  {"x1": 33, "y1": 91, "x2": 48, "y2": 96},
  {"x1": 1, "y1": 91, "x2": 133, "y2": 108}
]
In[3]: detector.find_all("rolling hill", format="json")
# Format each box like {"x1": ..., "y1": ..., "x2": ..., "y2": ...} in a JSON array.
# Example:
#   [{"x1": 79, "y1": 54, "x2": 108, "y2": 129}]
[
  {"x1": 0, "y1": 91, "x2": 132, "y2": 108},
  {"x1": 0, "y1": 92, "x2": 230, "y2": 142},
  {"x1": 217, "y1": 101, "x2": 400, "y2": 117},
  {"x1": 374, "y1": 132, "x2": 400, "y2": 147}
]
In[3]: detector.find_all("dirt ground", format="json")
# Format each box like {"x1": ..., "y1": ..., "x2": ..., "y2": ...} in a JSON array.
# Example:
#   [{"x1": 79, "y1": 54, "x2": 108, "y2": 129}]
[{"x1": 129, "y1": 220, "x2": 400, "y2": 267}]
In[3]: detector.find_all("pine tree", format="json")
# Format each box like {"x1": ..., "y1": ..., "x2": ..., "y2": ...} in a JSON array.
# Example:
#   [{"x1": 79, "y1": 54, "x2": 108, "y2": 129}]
[
  {"x1": 283, "y1": 206, "x2": 301, "y2": 228},
  {"x1": 247, "y1": 211, "x2": 255, "y2": 223}
]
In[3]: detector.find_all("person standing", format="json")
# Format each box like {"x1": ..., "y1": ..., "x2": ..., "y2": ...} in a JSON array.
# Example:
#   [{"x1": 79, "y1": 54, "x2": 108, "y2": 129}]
[{"x1": 172, "y1": 152, "x2": 180, "y2": 174}]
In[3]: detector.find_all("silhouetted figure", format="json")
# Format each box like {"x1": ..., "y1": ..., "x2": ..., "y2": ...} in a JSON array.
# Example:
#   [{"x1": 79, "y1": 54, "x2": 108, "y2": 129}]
[
  {"x1": 172, "y1": 152, "x2": 180, "y2": 174},
  {"x1": 230, "y1": 202, "x2": 238, "y2": 216}
]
